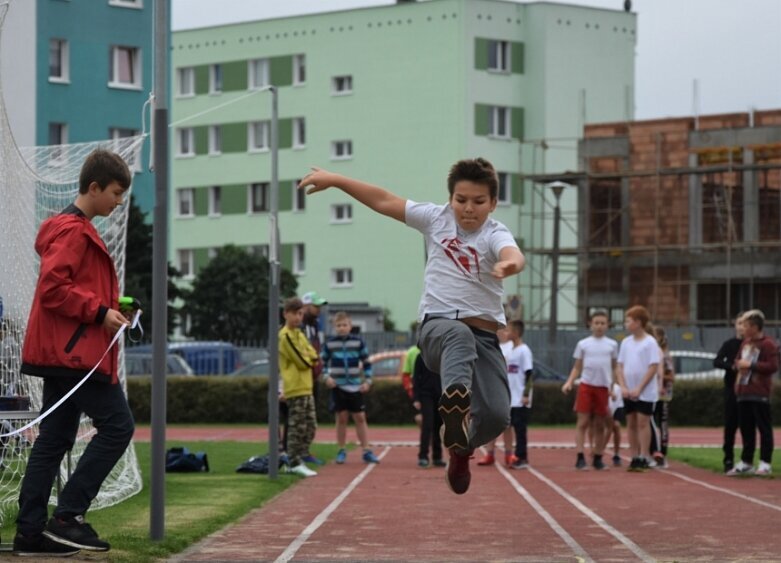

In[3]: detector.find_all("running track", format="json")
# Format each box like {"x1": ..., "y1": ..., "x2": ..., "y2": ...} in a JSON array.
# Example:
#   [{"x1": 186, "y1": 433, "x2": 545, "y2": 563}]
[{"x1": 141, "y1": 427, "x2": 781, "y2": 562}]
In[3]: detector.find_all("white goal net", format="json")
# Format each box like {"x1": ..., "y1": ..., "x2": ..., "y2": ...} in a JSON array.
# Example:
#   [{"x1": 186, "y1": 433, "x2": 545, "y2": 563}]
[{"x1": 0, "y1": 1, "x2": 144, "y2": 523}]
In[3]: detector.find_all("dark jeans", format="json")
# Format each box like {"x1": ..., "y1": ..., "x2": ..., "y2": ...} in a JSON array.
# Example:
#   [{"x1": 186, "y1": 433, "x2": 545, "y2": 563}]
[
  {"x1": 650, "y1": 400, "x2": 670, "y2": 456},
  {"x1": 17, "y1": 378, "x2": 134, "y2": 536},
  {"x1": 722, "y1": 386, "x2": 739, "y2": 464},
  {"x1": 738, "y1": 400, "x2": 773, "y2": 465},
  {"x1": 417, "y1": 393, "x2": 443, "y2": 461},
  {"x1": 511, "y1": 407, "x2": 529, "y2": 461}
]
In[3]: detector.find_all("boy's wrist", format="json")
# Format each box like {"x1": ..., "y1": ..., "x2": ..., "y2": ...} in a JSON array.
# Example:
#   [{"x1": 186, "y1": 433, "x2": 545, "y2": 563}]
[{"x1": 95, "y1": 305, "x2": 109, "y2": 325}]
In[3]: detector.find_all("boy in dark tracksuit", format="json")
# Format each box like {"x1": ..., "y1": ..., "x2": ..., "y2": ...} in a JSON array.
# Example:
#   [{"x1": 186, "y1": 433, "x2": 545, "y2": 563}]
[
  {"x1": 727, "y1": 310, "x2": 778, "y2": 476},
  {"x1": 714, "y1": 316, "x2": 744, "y2": 473},
  {"x1": 16, "y1": 150, "x2": 134, "y2": 556},
  {"x1": 413, "y1": 355, "x2": 445, "y2": 467}
]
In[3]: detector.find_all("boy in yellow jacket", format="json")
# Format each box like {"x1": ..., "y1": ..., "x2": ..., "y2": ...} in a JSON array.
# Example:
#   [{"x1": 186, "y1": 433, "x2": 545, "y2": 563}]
[{"x1": 279, "y1": 297, "x2": 320, "y2": 477}]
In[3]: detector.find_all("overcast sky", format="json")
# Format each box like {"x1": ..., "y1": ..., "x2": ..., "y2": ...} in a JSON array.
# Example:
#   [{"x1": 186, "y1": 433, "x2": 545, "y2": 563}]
[{"x1": 172, "y1": 0, "x2": 781, "y2": 121}]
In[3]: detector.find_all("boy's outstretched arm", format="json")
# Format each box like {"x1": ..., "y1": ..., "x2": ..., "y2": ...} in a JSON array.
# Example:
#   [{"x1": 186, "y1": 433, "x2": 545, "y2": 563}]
[
  {"x1": 492, "y1": 246, "x2": 525, "y2": 279},
  {"x1": 299, "y1": 168, "x2": 407, "y2": 223}
]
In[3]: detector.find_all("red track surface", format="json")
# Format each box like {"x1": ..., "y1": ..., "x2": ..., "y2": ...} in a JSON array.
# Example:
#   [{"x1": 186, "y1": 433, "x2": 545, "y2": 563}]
[{"x1": 149, "y1": 426, "x2": 781, "y2": 562}]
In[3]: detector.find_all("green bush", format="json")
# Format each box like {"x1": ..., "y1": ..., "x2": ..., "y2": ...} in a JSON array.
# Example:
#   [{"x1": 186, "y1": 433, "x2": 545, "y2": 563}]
[{"x1": 127, "y1": 377, "x2": 781, "y2": 426}]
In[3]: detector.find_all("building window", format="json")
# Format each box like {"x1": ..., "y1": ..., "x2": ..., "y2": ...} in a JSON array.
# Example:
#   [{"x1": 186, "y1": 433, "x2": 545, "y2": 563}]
[
  {"x1": 589, "y1": 180, "x2": 622, "y2": 247},
  {"x1": 331, "y1": 140, "x2": 353, "y2": 160},
  {"x1": 293, "y1": 117, "x2": 306, "y2": 148},
  {"x1": 497, "y1": 172, "x2": 511, "y2": 205},
  {"x1": 208, "y1": 125, "x2": 222, "y2": 155},
  {"x1": 177, "y1": 128, "x2": 195, "y2": 156},
  {"x1": 332, "y1": 75, "x2": 353, "y2": 95},
  {"x1": 177, "y1": 67, "x2": 194, "y2": 97},
  {"x1": 293, "y1": 244, "x2": 305, "y2": 275},
  {"x1": 293, "y1": 180, "x2": 306, "y2": 212},
  {"x1": 110, "y1": 127, "x2": 142, "y2": 171},
  {"x1": 248, "y1": 121, "x2": 270, "y2": 152},
  {"x1": 109, "y1": 45, "x2": 141, "y2": 89},
  {"x1": 331, "y1": 204, "x2": 352, "y2": 223},
  {"x1": 293, "y1": 54, "x2": 306, "y2": 85},
  {"x1": 48, "y1": 122, "x2": 67, "y2": 162},
  {"x1": 702, "y1": 182, "x2": 743, "y2": 244},
  {"x1": 247, "y1": 244, "x2": 269, "y2": 258},
  {"x1": 49, "y1": 39, "x2": 69, "y2": 82},
  {"x1": 249, "y1": 182, "x2": 270, "y2": 213},
  {"x1": 487, "y1": 40, "x2": 510, "y2": 72},
  {"x1": 177, "y1": 188, "x2": 194, "y2": 217},
  {"x1": 178, "y1": 249, "x2": 194, "y2": 278},
  {"x1": 489, "y1": 106, "x2": 510, "y2": 138},
  {"x1": 209, "y1": 186, "x2": 222, "y2": 216},
  {"x1": 210, "y1": 64, "x2": 222, "y2": 94},
  {"x1": 249, "y1": 58, "x2": 269, "y2": 89},
  {"x1": 331, "y1": 268, "x2": 353, "y2": 288},
  {"x1": 109, "y1": 0, "x2": 143, "y2": 7}
]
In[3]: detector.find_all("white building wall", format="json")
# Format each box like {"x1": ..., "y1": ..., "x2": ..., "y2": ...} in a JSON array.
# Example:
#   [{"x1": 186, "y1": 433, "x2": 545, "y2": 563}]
[{"x1": 0, "y1": 0, "x2": 36, "y2": 147}]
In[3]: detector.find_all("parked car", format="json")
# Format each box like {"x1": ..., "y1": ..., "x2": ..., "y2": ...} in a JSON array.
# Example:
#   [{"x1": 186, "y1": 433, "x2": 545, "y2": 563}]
[
  {"x1": 368, "y1": 349, "x2": 407, "y2": 379},
  {"x1": 229, "y1": 359, "x2": 270, "y2": 377},
  {"x1": 670, "y1": 350, "x2": 723, "y2": 381},
  {"x1": 125, "y1": 351, "x2": 194, "y2": 377},
  {"x1": 129, "y1": 341, "x2": 241, "y2": 375}
]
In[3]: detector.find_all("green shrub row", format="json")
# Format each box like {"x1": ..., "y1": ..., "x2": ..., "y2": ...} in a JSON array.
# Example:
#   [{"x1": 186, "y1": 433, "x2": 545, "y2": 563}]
[{"x1": 127, "y1": 378, "x2": 781, "y2": 426}]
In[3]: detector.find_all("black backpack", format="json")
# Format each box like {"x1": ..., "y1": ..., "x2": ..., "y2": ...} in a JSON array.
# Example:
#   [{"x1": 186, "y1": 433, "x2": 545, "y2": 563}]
[
  {"x1": 236, "y1": 453, "x2": 290, "y2": 474},
  {"x1": 165, "y1": 447, "x2": 209, "y2": 473}
]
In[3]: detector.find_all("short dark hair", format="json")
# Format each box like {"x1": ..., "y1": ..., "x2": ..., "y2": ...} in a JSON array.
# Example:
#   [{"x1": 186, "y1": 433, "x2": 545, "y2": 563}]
[
  {"x1": 509, "y1": 319, "x2": 525, "y2": 337},
  {"x1": 79, "y1": 149, "x2": 132, "y2": 194},
  {"x1": 589, "y1": 309, "x2": 609, "y2": 322},
  {"x1": 283, "y1": 297, "x2": 304, "y2": 312},
  {"x1": 447, "y1": 157, "x2": 498, "y2": 199}
]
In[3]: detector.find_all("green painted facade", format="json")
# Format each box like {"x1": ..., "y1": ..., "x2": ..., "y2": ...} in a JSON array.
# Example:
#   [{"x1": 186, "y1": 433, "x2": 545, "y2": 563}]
[{"x1": 171, "y1": 0, "x2": 636, "y2": 329}]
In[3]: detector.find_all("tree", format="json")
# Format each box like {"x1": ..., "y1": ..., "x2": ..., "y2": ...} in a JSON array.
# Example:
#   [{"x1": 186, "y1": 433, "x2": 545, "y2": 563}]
[
  {"x1": 123, "y1": 196, "x2": 184, "y2": 336},
  {"x1": 183, "y1": 245, "x2": 298, "y2": 342}
]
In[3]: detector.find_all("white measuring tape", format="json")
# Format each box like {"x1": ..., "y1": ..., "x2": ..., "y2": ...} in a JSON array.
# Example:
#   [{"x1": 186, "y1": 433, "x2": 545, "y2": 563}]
[{"x1": 0, "y1": 310, "x2": 142, "y2": 438}]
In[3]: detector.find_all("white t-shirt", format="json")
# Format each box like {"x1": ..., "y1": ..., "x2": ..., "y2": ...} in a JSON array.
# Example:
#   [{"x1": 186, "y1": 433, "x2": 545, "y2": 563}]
[
  {"x1": 617, "y1": 334, "x2": 660, "y2": 403},
  {"x1": 572, "y1": 335, "x2": 617, "y2": 388},
  {"x1": 405, "y1": 201, "x2": 519, "y2": 325},
  {"x1": 608, "y1": 382, "x2": 624, "y2": 414},
  {"x1": 507, "y1": 342, "x2": 533, "y2": 407},
  {"x1": 500, "y1": 340, "x2": 513, "y2": 364}
]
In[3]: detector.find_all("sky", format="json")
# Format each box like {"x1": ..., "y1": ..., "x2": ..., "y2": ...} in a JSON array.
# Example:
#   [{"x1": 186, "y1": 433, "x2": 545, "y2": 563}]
[{"x1": 171, "y1": 0, "x2": 781, "y2": 121}]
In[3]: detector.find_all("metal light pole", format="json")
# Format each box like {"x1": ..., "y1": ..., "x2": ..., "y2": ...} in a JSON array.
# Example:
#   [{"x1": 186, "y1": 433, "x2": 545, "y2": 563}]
[{"x1": 547, "y1": 182, "x2": 567, "y2": 365}]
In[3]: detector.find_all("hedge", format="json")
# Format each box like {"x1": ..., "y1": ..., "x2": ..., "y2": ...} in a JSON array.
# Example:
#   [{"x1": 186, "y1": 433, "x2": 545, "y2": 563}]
[{"x1": 127, "y1": 378, "x2": 781, "y2": 426}]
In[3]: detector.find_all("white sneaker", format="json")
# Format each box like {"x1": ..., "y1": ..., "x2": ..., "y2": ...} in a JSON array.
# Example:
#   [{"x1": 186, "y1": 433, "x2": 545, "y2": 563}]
[
  {"x1": 289, "y1": 464, "x2": 318, "y2": 477},
  {"x1": 755, "y1": 462, "x2": 772, "y2": 476},
  {"x1": 726, "y1": 461, "x2": 754, "y2": 476}
]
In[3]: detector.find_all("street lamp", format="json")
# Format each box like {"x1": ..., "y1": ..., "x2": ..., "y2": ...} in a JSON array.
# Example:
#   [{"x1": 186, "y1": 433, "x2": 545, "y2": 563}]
[{"x1": 546, "y1": 181, "x2": 570, "y2": 364}]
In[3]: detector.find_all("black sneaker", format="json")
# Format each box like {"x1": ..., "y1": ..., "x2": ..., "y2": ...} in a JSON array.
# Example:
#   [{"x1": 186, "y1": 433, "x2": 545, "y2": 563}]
[
  {"x1": 627, "y1": 457, "x2": 640, "y2": 472},
  {"x1": 593, "y1": 456, "x2": 607, "y2": 471},
  {"x1": 724, "y1": 459, "x2": 734, "y2": 474},
  {"x1": 612, "y1": 455, "x2": 622, "y2": 467},
  {"x1": 44, "y1": 516, "x2": 110, "y2": 552},
  {"x1": 13, "y1": 532, "x2": 80, "y2": 557},
  {"x1": 438, "y1": 384, "x2": 471, "y2": 451},
  {"x1": 575, "y1": 456, "x2": 588, "y2": 470}
]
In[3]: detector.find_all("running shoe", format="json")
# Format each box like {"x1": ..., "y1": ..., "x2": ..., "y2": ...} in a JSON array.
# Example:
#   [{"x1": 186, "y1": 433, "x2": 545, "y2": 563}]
[
  {"x1": 302, "y1": 454, "x2": 325, "y2": 466},
  {"x1": 476, "y1": 452, "x2": 495, "y2": 466},
  {"x1": 13, "y1": 532, "x2": 80, "y2": 557},
  {"x1": 438, "y1": 383, "x2": 471, "y2": 452},
  {"x1": 726, "y1": 461, "x2": 754, "y2": 476},
  {"x1": 289, "y1": 464, "x2": 318, "y2": 477},
  {"x1": 593, "y1": 456, "x2": 607, "y2": 471},
  {"x1": 418, "y1": 458, "x2": 429, "y2": 468},
  {"x1": 335, "y1": 449, "x2": 347, "y2": 464},
  {"x1": 362, "y1": 450, "x2": 380, "y2": 464},
  {"x1": 511, "y1": 459, "x2": 529, "y2": 470},
  {"x1": 445, "y1": 448, "x2": 473, "y2": 495},
  {"x1": 575, "y1": 456, "x2": 588, "y2": 470},
  {"x1": 612, "y1": 455, "x2": 622, "y2": 467},
  {"x1": 43, "y1": 516, "x2": 110, "y2": 552},
  {"x1": 755, "y1": 462, "x2": 772, "y2": 477}
]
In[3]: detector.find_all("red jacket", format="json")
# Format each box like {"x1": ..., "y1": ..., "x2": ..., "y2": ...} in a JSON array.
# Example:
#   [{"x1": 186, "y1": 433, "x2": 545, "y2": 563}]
[
  {"x1": 736, "y1": 335, "x2": 779, "y2": 402},
  {"x1": 21, "y1": 208, "x2": 119, "y2": 384}
]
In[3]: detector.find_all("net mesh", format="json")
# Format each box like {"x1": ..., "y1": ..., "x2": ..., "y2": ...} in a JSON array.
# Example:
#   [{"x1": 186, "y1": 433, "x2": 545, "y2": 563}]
[{"x1": 0, "y1": 1, "x2": 144, "y2": 521}]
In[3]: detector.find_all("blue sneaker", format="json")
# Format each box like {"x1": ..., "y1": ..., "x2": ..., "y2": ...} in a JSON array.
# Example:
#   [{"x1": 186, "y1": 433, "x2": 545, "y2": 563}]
[
  {"x1": 335, "y1": 449, "x2": 347, "y2": 464},
  {"x1": 362, "y1": 450, "x2": 380, "y2": 464},
  {"x1": 302, "y1": 454, "x2": 324, "y2": 466}
]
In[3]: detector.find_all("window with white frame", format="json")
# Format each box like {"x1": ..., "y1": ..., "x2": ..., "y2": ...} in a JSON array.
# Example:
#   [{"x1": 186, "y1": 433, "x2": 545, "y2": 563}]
[
  {"x1": 209, "y1": 186, "x2": 222, "y2": 216},
  {"x1": 177, "y1": 67, "x2": 194, "y2": 96},
  {"x1": 331, "y1": 204, "x2": 352, "y2": 223},
  {"x1": 109, "y1": 0, "x2": 143, "y2": 8},
  {"x1": 248, "y1": 58, "x2": 269, "y2": 89},
  {"x1": 293, "y1": 244, "x2": 305, "y2": 275},
  {"x1": 177, "y1": 128, "x2": 195, "y2": 156},
  {"x1": 110, "y1": 127, "x2": 142, "y2": 171},
  {"x1": 489, "y1": 106, "x2": 510, "y2": 138},
  {"x1": 331, "y1": 268, "x2": 353, "y2": 288},
  {"x1": 49, "y1": 39, "x2": 69, "y2": 82},
  {"x1": 293, "y1": 54, "x2": 306, "y2": 85},
  {"x1": 48, "y1": 122, "x2": 67, "y2": 162},
  {"x1": 293, "y1": 117, "x2": 306, "y2": 148},
  {"x1": 248, "y1": 121, "x2": 270, "y2": 151},
  {"x1": 497, "y1": 172, "x2": 511, "y2": 205},
  {"x1": 177, "y1": 249, "x2": 194, "y2": 278},
  {"x1": 293, "y1": 180, "x2": 306, "y2": 212},
  {"x1": 109, "y1": 45, "x2": 141, "y2": 88},
  {"x1": 248, "y1": 182, "x2": 270, "y2": 213},
  {"x1": 210, "y1": 64, "x2": 222, "y2": 94},
  {"x1": 177, "y1": 188, "x2": 195, "y2": 217},
  {"x1": 487, "y1": 40, "x2": 510, "y2": 72},
  {"x1": 332, "y1": 75, "x2": 353, "y2": 95},
  {"x1": 331, "y1": 140, "x2": 353, "y2": 160},
  {"x1": 208, "y1": 125, "x2": 222, "y2": 155}
]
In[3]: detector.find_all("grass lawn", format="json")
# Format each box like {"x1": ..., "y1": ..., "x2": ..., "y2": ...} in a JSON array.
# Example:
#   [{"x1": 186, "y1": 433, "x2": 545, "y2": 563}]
[
  {"x1": 668, "y1": 446, "x2": 779, "y2": 477},
  {"x1": 1, "y1": 440, "x2": 338, "y2": 562}
]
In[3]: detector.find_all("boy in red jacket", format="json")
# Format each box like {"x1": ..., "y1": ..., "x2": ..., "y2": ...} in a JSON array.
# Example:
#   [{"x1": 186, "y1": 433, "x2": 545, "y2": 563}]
[
  {"x1": 728, "y1": 309, "x2": 778, "y2": 477},
  {"x1": 14, "y1": 150, "x2": 134, "y2": 556}
]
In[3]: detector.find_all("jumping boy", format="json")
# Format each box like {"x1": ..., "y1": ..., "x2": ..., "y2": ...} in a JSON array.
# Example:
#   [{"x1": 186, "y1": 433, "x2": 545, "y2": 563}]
[
  {"x1": 321, "y1": 311, "x2": 380, "y2": 465},
  {"x1": 15, "y1": 150, "x2": 134, "y2": 556},
  {"x1": 562, "y1": 310, "x2": 618, "y2": 470},
  {"x1": 300, "y1": 158, "x2": 525, "y2": 494}
]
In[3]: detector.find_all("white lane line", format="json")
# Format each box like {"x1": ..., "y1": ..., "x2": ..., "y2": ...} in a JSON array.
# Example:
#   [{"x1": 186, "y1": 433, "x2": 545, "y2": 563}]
[
  {"x1": 527, "y1": 466, "x2": 656, "y2": 563},
  {"x1": 662, "y1": 468, "x2": 781, "y2": 512},
  {"x1": 495, "y1": 462, "x2": 594, "y2": 563},
  {"x1": 274, "y1": 446, "x2": 390, "y2": 563}
]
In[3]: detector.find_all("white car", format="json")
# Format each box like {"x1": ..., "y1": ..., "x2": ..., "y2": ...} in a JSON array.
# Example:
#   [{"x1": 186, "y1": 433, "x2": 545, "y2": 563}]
[{"x1": 669, "y1": 350, "x2": 724, "y2": 381}]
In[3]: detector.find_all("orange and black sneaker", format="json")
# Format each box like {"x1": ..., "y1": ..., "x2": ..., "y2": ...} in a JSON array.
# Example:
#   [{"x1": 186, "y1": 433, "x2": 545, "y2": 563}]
[
  {"x1": 438, "y1": 383, "x2": 471, "y2": 451},
  {"x1": 446, "y1": 448, "x2": 473, "y2": 495}
]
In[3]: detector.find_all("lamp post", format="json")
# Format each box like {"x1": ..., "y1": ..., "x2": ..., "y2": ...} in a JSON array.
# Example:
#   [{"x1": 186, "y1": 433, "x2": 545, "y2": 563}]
[{"x1": 547, "y1": 181, "x2": 568, "y2": 365}]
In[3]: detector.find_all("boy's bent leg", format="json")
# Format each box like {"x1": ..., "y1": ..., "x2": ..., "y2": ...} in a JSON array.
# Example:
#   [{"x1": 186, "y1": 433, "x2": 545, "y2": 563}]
[
  {"x1": 17, "y1": 379, "x2": 82, "y2": 537},
  {"x1": 467, "y1": 328, "x2": 510, "y2": 449}
]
